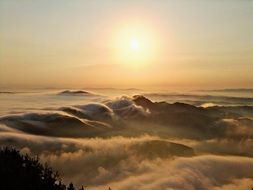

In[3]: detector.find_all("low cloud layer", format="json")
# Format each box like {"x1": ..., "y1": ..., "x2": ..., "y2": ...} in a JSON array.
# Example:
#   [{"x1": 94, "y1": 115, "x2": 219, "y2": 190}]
[
  {"x1": 93, "y1": 155, "x2": 253, "y2": 190},
  {"x1": 1, "y1": 131, "x2": 253, "y2": 190},
  {"x1": 0, "y1": 95, "x2": 253, "y2": 189}
]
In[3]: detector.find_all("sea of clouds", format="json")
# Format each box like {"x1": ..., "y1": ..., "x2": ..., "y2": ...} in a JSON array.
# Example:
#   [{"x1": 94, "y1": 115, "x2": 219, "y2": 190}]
[{"x1": 0, "y1": 91, "x2": 253, "y2": 189}]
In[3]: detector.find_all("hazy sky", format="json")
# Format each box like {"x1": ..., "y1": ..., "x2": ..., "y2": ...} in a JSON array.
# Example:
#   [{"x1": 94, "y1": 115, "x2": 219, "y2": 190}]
[{"x1": 0, "y1": 0, "x2": 252, "y2": 90}]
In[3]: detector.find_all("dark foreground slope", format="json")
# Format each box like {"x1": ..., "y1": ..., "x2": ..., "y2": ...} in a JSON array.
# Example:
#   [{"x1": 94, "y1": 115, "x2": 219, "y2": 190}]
[{"x1": 0, "y1": 147, "x2": 83, "y2": 190}]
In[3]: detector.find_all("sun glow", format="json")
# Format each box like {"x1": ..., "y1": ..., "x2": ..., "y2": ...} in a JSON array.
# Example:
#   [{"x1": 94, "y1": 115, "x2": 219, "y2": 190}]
[{"x1": 112, "y1": 23, "x2": 159, "y2": 67}]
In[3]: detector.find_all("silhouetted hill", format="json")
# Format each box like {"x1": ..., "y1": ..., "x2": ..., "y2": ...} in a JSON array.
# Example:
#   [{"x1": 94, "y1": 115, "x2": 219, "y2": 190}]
[
  {"x1": 133, "y1": 95, "x2": 201, "y2": 113},
  {"x1": 58, "y1": 90, "x2": 92, "y2": 96},
  {"x1": 132, "y1": 95, "x2": 250, "y2": 139}
]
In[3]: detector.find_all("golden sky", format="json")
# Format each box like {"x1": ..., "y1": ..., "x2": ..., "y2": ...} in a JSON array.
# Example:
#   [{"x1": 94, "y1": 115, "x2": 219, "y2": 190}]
[{"x1": 0, "y1": 0, "x2": 253, "y2": 90}]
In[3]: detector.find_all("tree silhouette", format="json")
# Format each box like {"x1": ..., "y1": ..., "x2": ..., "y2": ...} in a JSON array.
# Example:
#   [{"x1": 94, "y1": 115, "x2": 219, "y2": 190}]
[
  {"x1": 67, "y1": 182, "x2": 75, "y2": 190},
  {"x1": 0, "y1": 147, "x2": 69, "y2": 190}
]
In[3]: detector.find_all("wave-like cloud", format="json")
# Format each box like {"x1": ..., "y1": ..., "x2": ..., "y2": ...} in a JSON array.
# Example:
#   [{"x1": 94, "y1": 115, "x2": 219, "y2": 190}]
[
  {"x1": 0, "y1": 111, "x2": 111, "y2": 137},
  {"x1": 1, "y1": 95, "x2": 253, "y2": 141},
  {"x1": 105, "y1": 96, "x2": 149, "y2": 119}
]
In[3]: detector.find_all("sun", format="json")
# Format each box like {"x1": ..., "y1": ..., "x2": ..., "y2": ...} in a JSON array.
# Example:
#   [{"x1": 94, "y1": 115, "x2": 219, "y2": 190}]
[{"x1": 130, "y1": 39, "x2": 140, "y2": 51}]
